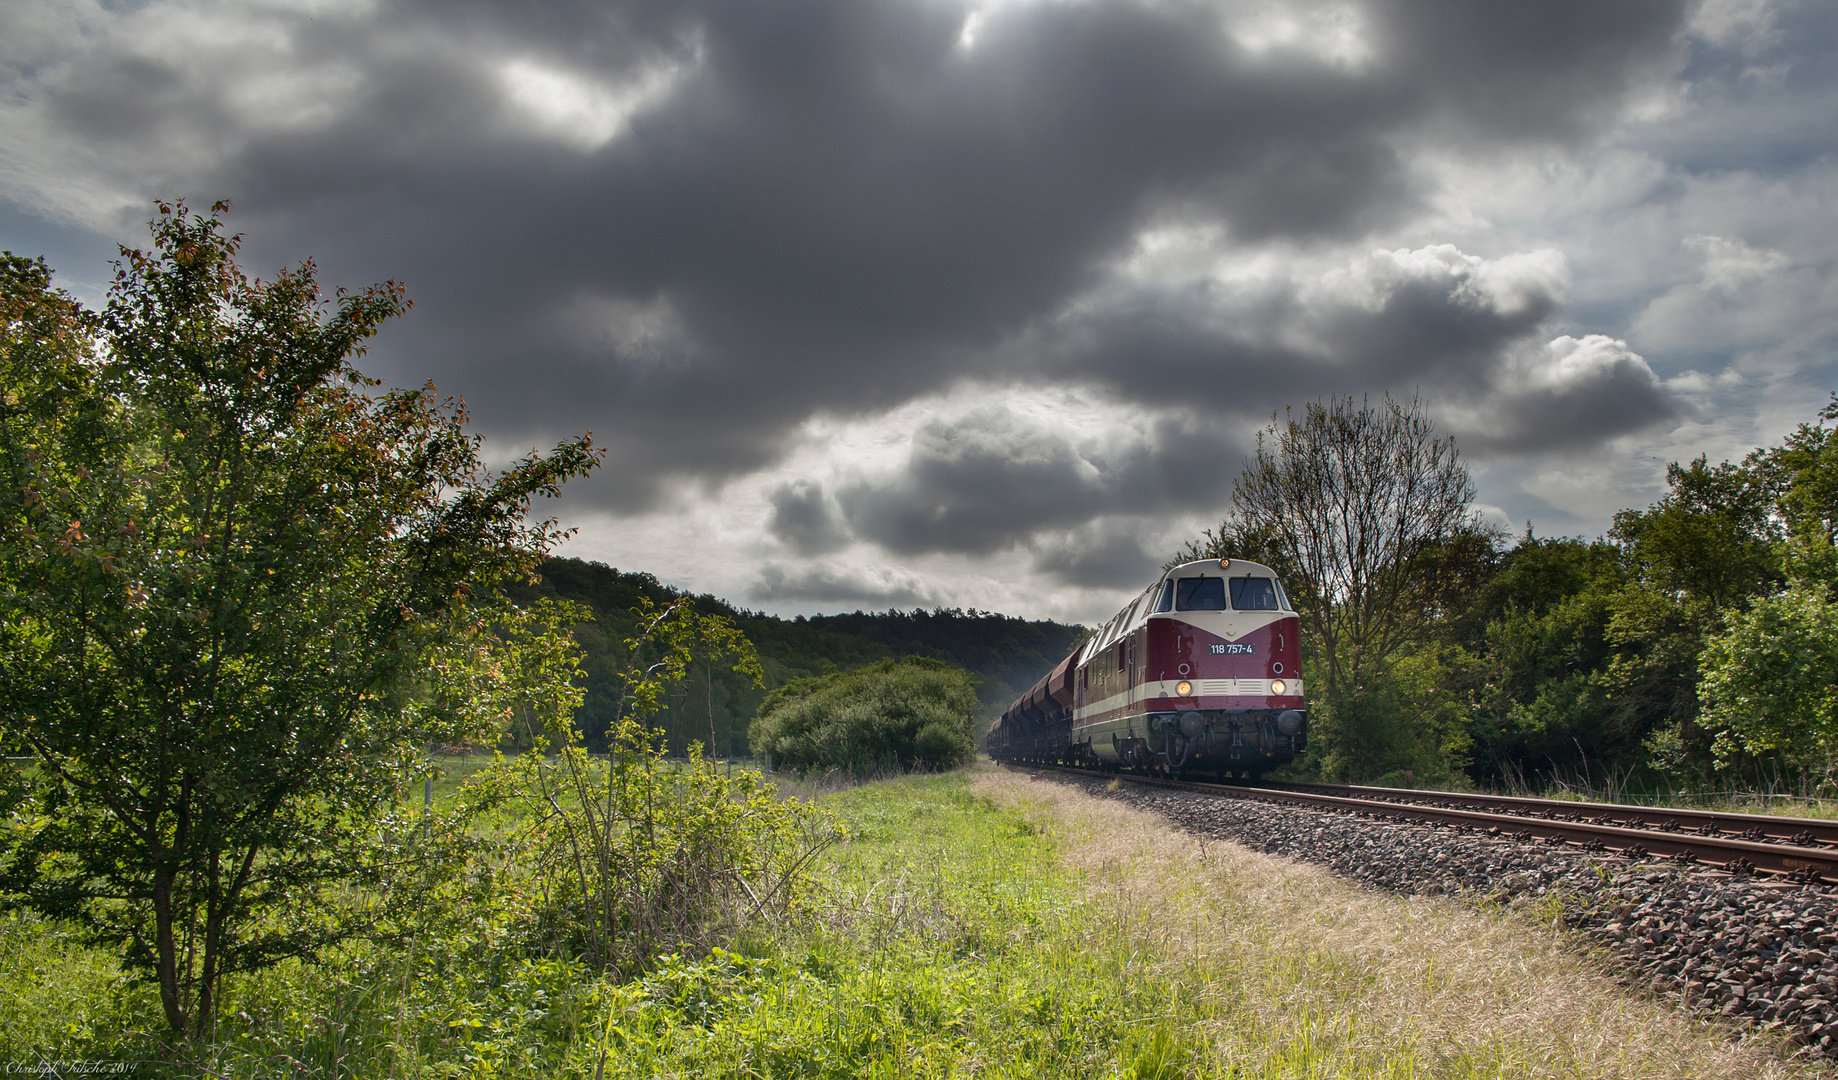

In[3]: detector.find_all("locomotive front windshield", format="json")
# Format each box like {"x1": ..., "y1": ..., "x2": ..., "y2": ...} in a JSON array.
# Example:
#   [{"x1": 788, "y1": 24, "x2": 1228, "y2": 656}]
[
  {"x1": 1230, "y1": 576, "x2": 1280, "y2": 610},
  {"x1": 1167, "y1": 574, "x2": 1283, "y2": 611},
  {"x1": 1174, "y1": 576, "x2": 1226, "y2": 610}
]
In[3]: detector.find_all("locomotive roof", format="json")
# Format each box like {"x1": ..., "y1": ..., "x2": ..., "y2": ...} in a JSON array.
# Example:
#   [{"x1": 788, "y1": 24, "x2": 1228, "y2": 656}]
[{"x1": 1081, "y1": 558, "x2": 1283, "y2": 659}]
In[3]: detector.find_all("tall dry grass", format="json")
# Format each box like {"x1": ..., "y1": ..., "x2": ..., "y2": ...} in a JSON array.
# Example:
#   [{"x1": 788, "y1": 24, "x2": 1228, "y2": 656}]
[{"x1": 976, "y1": 766, "x2": 1813, "y2": 1079}]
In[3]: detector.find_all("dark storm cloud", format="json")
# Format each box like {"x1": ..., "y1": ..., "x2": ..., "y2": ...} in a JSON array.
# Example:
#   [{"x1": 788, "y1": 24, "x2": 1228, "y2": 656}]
[
  {"x1": 1365, "y1": 0, "x2": 1688, "y2": 140},
  {"x1": 752, "y1": 564, "x2": 936, "y2": 610},
  {"x1": 4, "y1": 0, "x2": 1696, "y2": 513},
  {"x1": 766, "y1": 480, "x2": 849, "y2": 555},
  {"x1": 837, "y1": 408, "x2": 1240, "y2": 557},
  {"x1": 1024, "y1": 246, "x2": 1676, "y2": 456},
  {"x1": 1458, "y1": 335, "x2": 1679, "y2": 454},
  {"x1": 1030, "y1": 520, "x2": 1163, "y2": 589}
]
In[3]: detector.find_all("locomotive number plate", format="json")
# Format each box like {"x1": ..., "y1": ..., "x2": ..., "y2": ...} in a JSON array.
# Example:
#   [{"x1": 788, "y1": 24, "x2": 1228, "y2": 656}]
[{"x1": 1209, "y1": 643, "x2": 1254, "y2": 654}]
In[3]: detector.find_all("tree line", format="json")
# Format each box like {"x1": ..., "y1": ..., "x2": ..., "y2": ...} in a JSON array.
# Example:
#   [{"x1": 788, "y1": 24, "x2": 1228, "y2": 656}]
[
  {"x1": 1186, "y1": 394, "x2": 1838, "y2": 793},
  {"x1": 509, "y1": 557, "x2": 1082, "y2": 757}
]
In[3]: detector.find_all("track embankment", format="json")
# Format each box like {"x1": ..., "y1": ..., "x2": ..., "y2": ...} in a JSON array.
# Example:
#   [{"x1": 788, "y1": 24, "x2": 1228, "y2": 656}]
[{"x1": 1040, "y1": 769, "x2": 1838, "y2": 1063}]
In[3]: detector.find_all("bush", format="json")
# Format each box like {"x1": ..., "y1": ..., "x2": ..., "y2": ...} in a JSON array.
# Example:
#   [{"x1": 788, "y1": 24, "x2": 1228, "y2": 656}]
[
  {"x1": 749, "y1": 658, "x2": 979, "y2": 774},
  {"x1": 1700, "y1": 582, "x2": 1838, "y2": 772},
  {"x1": 481, "y1": 721, "x2": 838, "y2": 977}
]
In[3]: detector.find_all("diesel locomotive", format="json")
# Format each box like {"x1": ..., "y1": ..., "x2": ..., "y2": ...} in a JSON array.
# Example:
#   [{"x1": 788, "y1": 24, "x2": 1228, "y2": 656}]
[{"x1": 986, "y1": 558, "x2": 1306, "y2": 777}]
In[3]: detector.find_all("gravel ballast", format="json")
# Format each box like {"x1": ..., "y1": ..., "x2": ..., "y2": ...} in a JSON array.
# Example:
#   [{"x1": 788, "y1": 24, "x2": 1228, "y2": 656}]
[{"x1": 1047, "y1": 772, "x2": 1838, "y2": 1061}]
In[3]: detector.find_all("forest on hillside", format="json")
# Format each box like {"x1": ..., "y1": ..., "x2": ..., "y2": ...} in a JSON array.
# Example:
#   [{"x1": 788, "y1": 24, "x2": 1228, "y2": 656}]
[{"x1": 508, "y1": 559, "x2": 1083, "y2": 756}]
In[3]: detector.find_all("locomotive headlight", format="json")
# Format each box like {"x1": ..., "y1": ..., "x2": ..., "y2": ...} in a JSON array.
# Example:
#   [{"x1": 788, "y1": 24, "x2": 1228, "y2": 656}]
[
  {"x1": 1176, "y1": 680, "x2": 1193, "y2": 696},
  {"x1": 1270, "y1": 679, "x2": 1287, "y2": 695}
]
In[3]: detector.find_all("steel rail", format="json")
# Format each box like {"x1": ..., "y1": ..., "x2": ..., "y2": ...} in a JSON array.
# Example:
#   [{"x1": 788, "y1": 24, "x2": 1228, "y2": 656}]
[
  {"x1": 1268, "y1": 781, "x2": 1838, "y2": 848},
  {"x1": 1029, "y1": 765, "x2": 1838, "y2": 883}
]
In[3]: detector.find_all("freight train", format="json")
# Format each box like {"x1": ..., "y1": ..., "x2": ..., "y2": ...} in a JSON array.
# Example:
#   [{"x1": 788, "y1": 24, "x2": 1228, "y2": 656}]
[{"x1": 986, "y1": 558, "x2": 1306, "y2": 777}]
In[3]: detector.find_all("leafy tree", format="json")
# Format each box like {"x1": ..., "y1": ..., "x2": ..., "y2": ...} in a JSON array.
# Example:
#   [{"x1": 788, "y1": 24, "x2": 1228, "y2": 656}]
[
  {"x1": 1179, "y1": 391, "x2": 1838, "y2": 792},
  {"x1": 1700, "y1": 583, "x2": 1838, "y2": 774},
  {"x1": 1185, "y1": 395, "x2": 1482, "y2": 780},
  {"x1": 749, "y1": 657, "x2": 979, "y2": 774},
  {"x1": 476, "y1": 597, "x2": 598, "y2": 753},
  {"x1": 477, "y1": 595, "x2": 828, "y2": 976},
  {"x1": 0, "y1": 203, "x2": 599, "y2": 1037},
  {"x1": 1196, "y1": 395, "x2": 1478, "y2": 702},
  {"x1": 1760, "y1": 395, "x2": 1838, "y2": 581},
  {"x1": 1610, "y1": 455, "x2": 1782, "y2": 610}
]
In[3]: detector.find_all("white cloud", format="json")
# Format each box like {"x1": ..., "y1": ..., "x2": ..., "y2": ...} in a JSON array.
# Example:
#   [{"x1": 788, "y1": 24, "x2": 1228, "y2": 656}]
[
  {"x1": 1688, "y1": 0, "x2": 1780, "y2": 49},
  {"x1": 0, "y1": 0, "x2": 374, "y2": 225},
  {"x1": 1225, "y1": 0, "x2": 1373, "y2": 70},
  {"x1": 499, "y1": 52, "x2": 690, "y2": 152},
  {"x1": 1507, "y1": 334, "x2": 1656, "y2": 395},
  {"x1": 1632, "y1": 232, "x2": 1838, "y2": 371}
]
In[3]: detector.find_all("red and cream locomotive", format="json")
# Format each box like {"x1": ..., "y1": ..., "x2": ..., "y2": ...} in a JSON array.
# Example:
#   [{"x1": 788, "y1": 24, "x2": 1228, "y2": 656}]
[{"x1": 987, "y1": 558, "x2": 1306, "y2": 777}]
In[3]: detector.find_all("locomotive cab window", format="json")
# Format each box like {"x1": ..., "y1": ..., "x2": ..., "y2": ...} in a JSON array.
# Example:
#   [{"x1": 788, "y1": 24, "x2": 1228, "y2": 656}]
[
  {"x1": 1230, "y1": 576, "x2": 1280, "y2": 611},
  {"x1": 1174, "y1": 576, "x2": 1226, "y2": 611},
  {"x1": 1154, "y1": 579, "x2": 1175, "y2": 612}
]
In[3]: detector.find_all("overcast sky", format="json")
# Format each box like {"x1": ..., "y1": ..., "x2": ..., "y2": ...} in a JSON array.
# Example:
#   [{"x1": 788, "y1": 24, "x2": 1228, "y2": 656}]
[{"x1": 4, "y1": 0, "x2": 1835, "y2": 625}]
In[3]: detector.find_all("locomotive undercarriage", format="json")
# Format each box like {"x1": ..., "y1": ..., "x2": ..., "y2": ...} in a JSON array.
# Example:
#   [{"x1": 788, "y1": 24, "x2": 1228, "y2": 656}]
[
  {"x1": 994, "y1": 708, "x2": 1305, "y2": 779},
  {"x1": 1088, "y1": 709, "x2": 1303, "y2": 777}
]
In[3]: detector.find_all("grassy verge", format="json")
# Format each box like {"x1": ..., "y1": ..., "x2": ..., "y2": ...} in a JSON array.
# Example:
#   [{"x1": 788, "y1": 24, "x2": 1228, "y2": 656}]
[
  {"x1": 0, "y1": 764, "x2": 1818, "y2": 1077},
  {"x1": 985, "y1": 768, "x2": 1809, "y2": 1079}
]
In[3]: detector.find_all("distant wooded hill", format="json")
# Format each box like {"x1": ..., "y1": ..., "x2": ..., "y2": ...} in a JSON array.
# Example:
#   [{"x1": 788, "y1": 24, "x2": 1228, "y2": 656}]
[{"x1": 507, "y1": 558, "x2": 1085, "y2": 756}]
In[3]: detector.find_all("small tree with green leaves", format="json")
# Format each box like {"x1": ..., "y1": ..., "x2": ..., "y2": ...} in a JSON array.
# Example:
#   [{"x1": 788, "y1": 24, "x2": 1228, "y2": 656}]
[
  {"x1": 481, "y1": 596, "x2": 829, "y2": 975},
  {"x1": 0, "y1": 202, "x2": 600, "y2": 1038},
  {"x1": 1699, "y1": 583, "x2": 1838, "y2": 777}
]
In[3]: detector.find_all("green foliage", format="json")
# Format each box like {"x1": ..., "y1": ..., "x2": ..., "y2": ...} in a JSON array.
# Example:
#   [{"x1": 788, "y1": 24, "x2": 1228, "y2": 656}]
[
  {"x1": 511, "y1": 558, "x2": 1083, "y2": 755},
  {"x1": 1445, "y1": 538, "x2": 1692, "y2": 784},
  {"x1": 0, "y1": 202, "x2": 599, "y2": 1036},
  {"x1": 1301, "y1": 642, "x2": 1475, "y2": 787},
  {"x1": 1700, "y1": 583, "x2": 1838, "y2": 769},
  {"x1": 9, "y1": 769, "x2": 1641, "y2": 1078},
  {"x1": 475, "y1": 592, "x2": 831, "y2": 977},
  {"x1": 1770, "y1": 395, "x2": 1838, "y2": 566},
  {"x1": 1611, "y1": 455, "x2": 1783, "y2": 609},
  {"x1": 749, "y1": 657, "x2": 980, "y2": 774},
  {"x1": 1186, "y1": 395, "x2": 1489, "y2": 783},
  {"x1": 486, "y1": 726, "x2": 838, "y2": 976},
  {"x1": 1186, "y1": 390, "x2": 1838, "y2": 792},
  {"x1": 471, "y1": 597, "x2": 595, "y2": 753}
]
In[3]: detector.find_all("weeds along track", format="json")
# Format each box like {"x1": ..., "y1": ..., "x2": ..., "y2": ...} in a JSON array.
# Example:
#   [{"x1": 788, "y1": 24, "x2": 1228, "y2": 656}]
[{"x1": 1023, "y1": 765, "x2": 1838, "y2": 1063}]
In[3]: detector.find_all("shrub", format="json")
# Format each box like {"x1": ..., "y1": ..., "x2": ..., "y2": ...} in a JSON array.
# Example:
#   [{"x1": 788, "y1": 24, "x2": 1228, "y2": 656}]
[
  {"x1": 470, "y1": 597, "x2": 832, "y2": 977},
  {"x1": 482, "y1": 721, "x2": 837, "y2": 977},
  {"x1": 1699, "y1": 582, "x2": 1838, "y2": 772},
  {"x1": 749, "y1": 658, "x2": 979, "y2": 775}
]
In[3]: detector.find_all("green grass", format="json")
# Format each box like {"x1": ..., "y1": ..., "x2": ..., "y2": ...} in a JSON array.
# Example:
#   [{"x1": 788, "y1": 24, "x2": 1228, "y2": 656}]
[
  {"x1": 588, "y1": 775, "x2": 1170, "y2": 1078},
  {"x1": 0, "y1": 767, "x2": 1806, "y2": 1079},
  {"x1": 0, "y1": 770, "x2": 1202, "y2": 1078}
]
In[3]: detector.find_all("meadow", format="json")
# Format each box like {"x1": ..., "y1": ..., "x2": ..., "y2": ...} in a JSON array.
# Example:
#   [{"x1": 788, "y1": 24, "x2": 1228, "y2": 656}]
[{"x1": 1, "y1": 761, "x2": 1816, "y2": 1079}]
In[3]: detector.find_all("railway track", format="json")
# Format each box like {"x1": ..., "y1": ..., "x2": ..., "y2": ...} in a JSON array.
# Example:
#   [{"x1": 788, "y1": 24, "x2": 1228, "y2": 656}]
[{"x1": 1037, "y1": 765, "x2": 1838, "y2": 883}]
